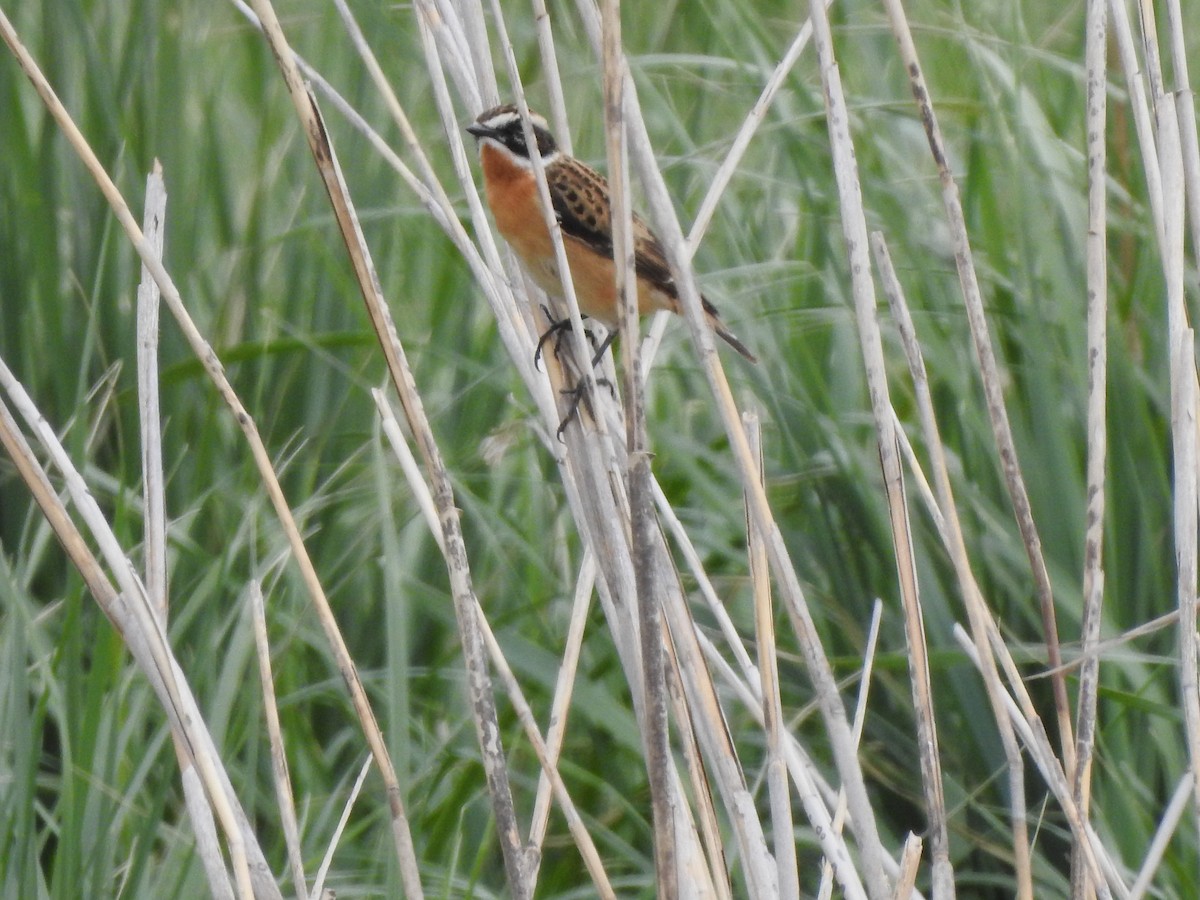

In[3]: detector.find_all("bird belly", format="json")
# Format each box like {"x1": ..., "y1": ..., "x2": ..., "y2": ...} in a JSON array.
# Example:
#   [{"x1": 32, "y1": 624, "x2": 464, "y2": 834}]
[{"x1": 551, "y1": 237, "x2": 672, "y2": 327}]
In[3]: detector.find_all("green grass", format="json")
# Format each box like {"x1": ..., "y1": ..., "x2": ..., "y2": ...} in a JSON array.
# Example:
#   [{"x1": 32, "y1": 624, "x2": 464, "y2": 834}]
[{"x1": 1, "y1": 0, "x2": 1197, "y2": 896}]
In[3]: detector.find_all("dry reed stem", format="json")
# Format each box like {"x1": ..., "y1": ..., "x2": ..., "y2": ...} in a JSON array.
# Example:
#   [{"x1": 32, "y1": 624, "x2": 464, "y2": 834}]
[
  {"x1": 1124, "y1": 4, "x2": 1200, "y2": 832},
  {"x1": 796, "y1": 3, "x2": 911, "y2": 895},
  {"x1": 0, "y1": 28, "x2": 286, "y2": 880},
  {"x1": 1141, "y1": 0, "x2": 1200, "y2": 828},
  {"x1": 1160, "y1": 0, "x2": 1200, "y2": 265},
  {"x1": 654, "y1": 455, "x2": 865, "y2": 886},
  {"x1": 651, "y1": 481, "x2": 756, "y2": 676},
  {"x1": 250, "y1": 581, "x2": 308, "y2": 899},
  {"x1": 9, "y1": 3, "x2": 429, "y2": 893},
  {"x1": 893, "y1": 833, "x2": 924, "y2": 900},
  {"x1": 1108, "y1": 0, "x2": 1164, "y2": 246},
  {"x1": 311, "y1": 754, "x2": 374, "y2": 900},
  {"x1": 664, "y1": 663, "x2": 730, "y2": 900},
  {"x1": 870, "y1": 235, "x2": 956, "y2": 898},
  {"x1": 1072, "y1": 0, "x2": 1110, "y2": 893},
  {"x1": 267, "y1": 4, "x2": 460, "y2": 891},
  {"x1": 334, "y1": 0, "x2": 458, "y2": 223},
  {"x1": 453, "y1": 0, "x2": 497, "y2": 104},
  {"x1": 135, "y1": 163, "x2": 235, "y2": 897},
  {"x1": 653, "y1": 549, "x2": 778, "y2": 895},
  {"x1": 984, "y1": 619, "x2": 1120, "y2": 893},
  {"x1": 478, "y1": 614, "x2": 618, "y2": 899},
  {"x1": 844, "y1": 153, "x2": 949, "y2": 898},
  {"x1": 178, "y1": 762, "x2": 235, "y2": 900},
  {"x1": 654, "y1": 623, "x2": 748, "y2": 899},
  {"x1": 878, "y1": 0, "x2": 1073, "y2": 780},
  {"x1": 1041, "y1": 610, "x2": 1180, "y2": 675},
  {"x1": 818, "y1": 601, "x2": 884, "y2": 900},
  {"x1": 873, "y1": 229, "x2": 1030, "y2": 897},
  {"x1": 1172, "y1": 327, "x2": 1200, "y2": 832},
  {"x1": 1128, "y1": 773, "x2": 1195, "y2": 899},
  {"x1": 528, "y1": 0, "x2": 573, "y2": 155},
  {"x1": 136, "y1": 164, "x2": 169, "y2": 622},
  {"x1": 745, "y1": 413, "x2": 799, "y2": 897},
  {"x1": 1135, "y1": 1, "x2": 1166, "y2": 117},
  {"x1": 599, "y1": 2, "x2": 675, "y2": 892},
  {"x1": 1141, "y1": 0, "x2": 1186, "y2": 354},
  {"x1": 426, "y1": 0, "x2": 472, "y2": 98},
  {"x1": 1136, "y1": 0, "x2": 1200, "y2": 299},
  {"x1": 527, "y1": 551, "x2": 596, "y2": 858},
  {"x1": 5, "y1": 410, "x2": 232, "y2": 899},
  {"x1": 656, "y1": 473, "x2": 867, "y2": 892},
  {"x1": 890, "y1": 414, "x2": 943, "y2": 538},
  {"x1": 375, "y1": 391, "x2": 446, "y2": 554}
]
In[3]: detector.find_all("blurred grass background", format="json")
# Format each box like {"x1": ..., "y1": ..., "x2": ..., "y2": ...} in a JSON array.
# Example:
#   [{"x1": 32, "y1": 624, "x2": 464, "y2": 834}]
[{"x1": 0, "y1": 0, "x2": 1194, "y2": 896}]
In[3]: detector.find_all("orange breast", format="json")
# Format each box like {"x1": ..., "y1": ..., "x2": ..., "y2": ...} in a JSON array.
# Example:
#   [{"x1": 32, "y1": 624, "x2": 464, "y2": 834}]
[
  {"x1": 480, "y1": 144, "x2": 554, "y2": 263},
  {"x1": 479, "y1": 144, "x2": 671, "y2": 326}
]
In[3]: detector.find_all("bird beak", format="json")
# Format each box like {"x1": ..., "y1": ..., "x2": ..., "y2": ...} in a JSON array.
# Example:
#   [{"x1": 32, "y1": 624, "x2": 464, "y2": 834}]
[{"x1": 466, "y1": 123, "x2": 492, "y2": 139}]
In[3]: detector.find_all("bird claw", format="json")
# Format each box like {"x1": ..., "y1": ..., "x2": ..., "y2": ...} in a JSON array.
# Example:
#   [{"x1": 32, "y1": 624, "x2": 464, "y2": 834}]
[
  {"x1": 534, "y1": 306, "x2": 610, "y2": 371},
  {"x1": 534, "y1": 306, "x2": 573, "y2": 370},
  {"x1": 555, "y1": 375, "x2": 615, "y2": 440},
  {"x1": 534, "y1": 309, "x2": 620, "y2": 438}
]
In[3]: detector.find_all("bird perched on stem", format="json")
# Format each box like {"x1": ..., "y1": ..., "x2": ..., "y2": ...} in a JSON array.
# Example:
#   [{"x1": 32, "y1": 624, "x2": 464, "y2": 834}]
[{"x1": 466, "y1": 104, "x2": 757, "y2": 365}]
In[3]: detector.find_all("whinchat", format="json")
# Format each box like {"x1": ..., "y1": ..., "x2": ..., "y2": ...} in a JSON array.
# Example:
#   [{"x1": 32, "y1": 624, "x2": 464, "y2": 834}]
[{"x1": 466, "y1": 104, "x2": 757, "y2": 364}]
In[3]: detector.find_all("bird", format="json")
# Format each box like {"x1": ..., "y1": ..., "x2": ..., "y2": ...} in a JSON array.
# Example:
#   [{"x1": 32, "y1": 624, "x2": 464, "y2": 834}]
[{"x1": 465, "y1": 104, "x2": 757, "y2": 365}]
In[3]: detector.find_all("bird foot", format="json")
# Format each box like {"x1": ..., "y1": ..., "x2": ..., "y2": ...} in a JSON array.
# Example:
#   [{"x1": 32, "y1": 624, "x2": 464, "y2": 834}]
[
  {"x1": 535, "y1": 306, "x2": 601, "y2": 370},
  {"x1": 556, "y1": 375, "x2": 616, "y2": 440}
]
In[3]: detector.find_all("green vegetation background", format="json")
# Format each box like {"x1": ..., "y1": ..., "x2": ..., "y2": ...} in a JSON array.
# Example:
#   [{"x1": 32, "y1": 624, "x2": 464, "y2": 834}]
[{"x1": 0, "y1": 0, "x2": 1193, "y2": 896}]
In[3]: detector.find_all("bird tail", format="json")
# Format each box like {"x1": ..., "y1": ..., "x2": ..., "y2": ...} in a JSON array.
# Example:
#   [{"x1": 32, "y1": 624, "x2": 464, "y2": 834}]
[{"x1": 702, "y1": 297, "x2": 758, "y2": 363}]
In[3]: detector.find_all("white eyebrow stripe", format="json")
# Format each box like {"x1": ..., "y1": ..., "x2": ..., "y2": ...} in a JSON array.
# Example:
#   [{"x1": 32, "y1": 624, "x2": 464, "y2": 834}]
[
  {"x1": 485, "y1": 111, "x2": 521, "y2": 129},
  {"x1": 480, "y1": 110, "x2": 550, "y2": 132}
]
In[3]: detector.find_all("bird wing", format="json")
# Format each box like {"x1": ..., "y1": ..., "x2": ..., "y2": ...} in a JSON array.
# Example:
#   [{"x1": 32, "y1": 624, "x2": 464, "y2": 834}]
[
  {"x1": 547, "y1": 159, "x2": 613, "y2": 255},
  {"x1": 629, "y1": 216, "x2": 676, "y2": 297},
  {"x1": 547, "y1": 159, "x2": 679, "y2": 298}
]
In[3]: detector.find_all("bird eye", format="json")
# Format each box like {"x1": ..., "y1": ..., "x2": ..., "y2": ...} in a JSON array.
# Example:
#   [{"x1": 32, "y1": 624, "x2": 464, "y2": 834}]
[{"x1": 506, "y1": 131, "x2": 527, "y2": 155}]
